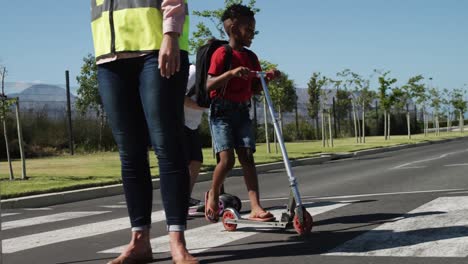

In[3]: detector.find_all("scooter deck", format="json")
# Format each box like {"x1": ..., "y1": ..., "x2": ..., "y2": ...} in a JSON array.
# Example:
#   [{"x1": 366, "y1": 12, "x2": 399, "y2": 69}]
[{"x1": 224, "y1": 218, "x2": 289, "y2": 228}]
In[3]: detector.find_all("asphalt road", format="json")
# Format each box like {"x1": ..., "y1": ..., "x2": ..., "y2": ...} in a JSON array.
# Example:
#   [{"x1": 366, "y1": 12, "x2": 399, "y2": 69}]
[{"x1": 2, "y1": 137, "x2": 468, "y2": 264}]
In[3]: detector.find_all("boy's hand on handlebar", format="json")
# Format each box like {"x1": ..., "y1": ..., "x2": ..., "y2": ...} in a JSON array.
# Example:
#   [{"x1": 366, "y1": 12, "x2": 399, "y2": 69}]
[
  {"x1": 231, "y1": 67, "x2": 251, "y2": 80},
  {"x1": 266, "y1": 69, "x2": 281, "y2": 81}
]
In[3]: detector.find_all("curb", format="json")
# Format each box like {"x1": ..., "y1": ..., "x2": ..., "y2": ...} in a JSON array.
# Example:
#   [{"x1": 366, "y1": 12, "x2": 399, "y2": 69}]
[{"x1": 1, "y1": 137, "x2": 466, "y2": 209}]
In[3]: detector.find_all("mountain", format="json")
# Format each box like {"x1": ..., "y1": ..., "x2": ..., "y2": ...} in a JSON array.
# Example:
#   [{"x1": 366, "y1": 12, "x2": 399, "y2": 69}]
[{"x1": 5, "y1": 84, "x2": 77, "y2": 118}]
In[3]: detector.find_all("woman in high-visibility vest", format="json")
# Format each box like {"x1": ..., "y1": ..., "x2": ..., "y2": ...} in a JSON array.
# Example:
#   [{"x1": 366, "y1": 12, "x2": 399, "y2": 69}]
[{"x1": 90, "y1": 1, "x2": 197, "y2": 263}]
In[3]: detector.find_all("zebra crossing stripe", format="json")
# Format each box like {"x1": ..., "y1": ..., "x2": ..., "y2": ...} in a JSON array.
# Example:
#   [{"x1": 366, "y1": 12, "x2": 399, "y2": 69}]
[
  {"x1": 1, "y1": 210, "x2": 166, "y2": 254},
  {"x1": 1, "y1": 213, "x2": 20, "y2": 217},
  {"x1": 100, "y1": 205, "x2": 128, "y2": 209},
  {"x1": 325, "y1": 196, "x2": 468, "y2": 257},
  {"x1": 2, "y1": 211, "x2": 110, "y2": 230},
  {"x1": 101, "y1": 201, "x2": 351, "y2": 254}
]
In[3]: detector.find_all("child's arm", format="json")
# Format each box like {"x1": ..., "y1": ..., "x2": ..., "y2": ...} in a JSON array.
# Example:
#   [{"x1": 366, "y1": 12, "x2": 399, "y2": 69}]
[{"x1": 207, "y1": 66, "x2": 251, "y2": 91}]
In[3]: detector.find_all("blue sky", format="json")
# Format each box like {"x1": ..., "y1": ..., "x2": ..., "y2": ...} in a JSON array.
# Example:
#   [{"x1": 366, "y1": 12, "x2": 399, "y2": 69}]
[{"x1": 1, "y1": 0, "x2": 467, "y2": 94}]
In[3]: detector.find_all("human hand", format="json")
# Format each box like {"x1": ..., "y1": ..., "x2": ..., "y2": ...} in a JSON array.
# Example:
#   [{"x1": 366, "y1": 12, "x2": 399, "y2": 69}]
[
  {"x1": 266, "y1": 69, "x2": 281, "y2": 81},
  {"x1": 159, "y1": 32, "x2": 180, "y2": 78},
  {"x1": 230, "y1": 67, "x2": 251, "y2": 80}
]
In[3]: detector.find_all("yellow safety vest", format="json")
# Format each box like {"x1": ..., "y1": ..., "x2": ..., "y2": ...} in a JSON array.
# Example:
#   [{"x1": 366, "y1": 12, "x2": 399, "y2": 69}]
[{"x1": 91, "y1": 0, "x2": 189, "y2": 60}]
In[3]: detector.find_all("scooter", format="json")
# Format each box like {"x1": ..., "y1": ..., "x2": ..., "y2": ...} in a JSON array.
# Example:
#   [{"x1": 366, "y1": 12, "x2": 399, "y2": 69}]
[{"x1": 221, "y1": 71, "x2": 313, "y2": 235}]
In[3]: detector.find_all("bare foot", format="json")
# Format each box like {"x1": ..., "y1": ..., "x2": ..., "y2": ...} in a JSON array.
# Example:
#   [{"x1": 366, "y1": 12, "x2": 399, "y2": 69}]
[
  {"x1": 107, "y1": 230, "x2": 153, "y2": 264},
  {"x1": 169, "y1": 231, "x2": 199, "y2": 264}
]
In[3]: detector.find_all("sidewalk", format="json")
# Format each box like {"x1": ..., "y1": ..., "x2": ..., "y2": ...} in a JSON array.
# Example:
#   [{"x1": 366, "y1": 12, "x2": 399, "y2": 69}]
[{"x1": 1, "y1": 137, "x2": 465, "y2": 209}]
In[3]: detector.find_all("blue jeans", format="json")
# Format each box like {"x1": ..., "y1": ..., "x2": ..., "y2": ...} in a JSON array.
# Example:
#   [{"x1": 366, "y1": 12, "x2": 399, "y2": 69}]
[
  {"x1": 97, "y1": 52, "x2": 189, "y2": 230},
  {"x1": 209, "y1": 98, "x2": 256, "y2": 154}
]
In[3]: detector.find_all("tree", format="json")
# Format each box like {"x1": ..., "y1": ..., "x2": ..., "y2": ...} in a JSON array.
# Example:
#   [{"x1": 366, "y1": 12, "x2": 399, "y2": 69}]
[
  {"x1": 451, "y1": 88, "x2": 467, "y2": 134},
  {"x1": 75, "y1": 54, "x2": 105, "y2": 150},
  {"x1": 1, "y1": 66, "x2": 14, "y2": 180},
  {"x1": 258, "y1": 61, "x2": 278, "y2": 153},
  {"x1": 402, "y1": 75, "x2": 424, "y2": 139},
  {"x1": 377, "y1": 71, "x2": 397, "y2": 140},
  {"x1": 408, "y1": 76, "x2": 430, "y2": 136},
  {"x1": 441, "y1": 88, "x2": 452, "y2": 132},
  {"x1": 307, "y1": 72, "x2": 326, "y2": 140},
  {"x1": 429, "y1": 87, "x2": 442, "y2": 136},
  {"x1": 189, "y1": 0, "x2": 259, "y2": 54},
  {"x1": 319, "y1": 83, "x2": 334, "y2": 147},
  {"x1": 0, "y1": 66, "x2": 26, "y2": 180},
  {"x1": 358, "y1": 80, "x2": 375, "y2": 143},
  {"x1": 266, "y1": 72, "x2": 296, "y2": 151}
]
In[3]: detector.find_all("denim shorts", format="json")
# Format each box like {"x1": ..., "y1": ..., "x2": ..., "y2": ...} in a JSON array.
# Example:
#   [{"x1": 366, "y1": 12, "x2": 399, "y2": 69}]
[{"x1": 209, "y1": 99, "x2": 256, "y2": 154}]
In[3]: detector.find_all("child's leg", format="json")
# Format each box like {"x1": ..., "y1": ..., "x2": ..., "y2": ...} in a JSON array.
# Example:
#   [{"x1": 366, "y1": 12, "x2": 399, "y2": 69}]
[
  {"x1": 236, "y1": 148, "x2": 262, "y2": 212},
  {"x1": 207, "y1": 149, "x2": 235, "y2": 213}
]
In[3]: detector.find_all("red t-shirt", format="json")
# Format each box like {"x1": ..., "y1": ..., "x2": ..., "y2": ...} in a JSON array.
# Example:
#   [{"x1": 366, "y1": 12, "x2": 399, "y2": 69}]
[{"x1": 208, "y1": 46, "x2": 262, "y2": 103}]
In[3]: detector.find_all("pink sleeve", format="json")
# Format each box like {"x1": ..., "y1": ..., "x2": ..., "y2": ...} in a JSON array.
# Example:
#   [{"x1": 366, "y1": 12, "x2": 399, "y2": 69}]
[{"x1": 161, "y1": 0, "x2": 186, "y2": 34}]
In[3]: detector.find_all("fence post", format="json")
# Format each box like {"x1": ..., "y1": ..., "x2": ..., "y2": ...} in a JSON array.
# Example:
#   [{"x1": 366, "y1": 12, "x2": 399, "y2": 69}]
[{"x1": 65, "y1": 70, "x2": 74, "y2": 155}]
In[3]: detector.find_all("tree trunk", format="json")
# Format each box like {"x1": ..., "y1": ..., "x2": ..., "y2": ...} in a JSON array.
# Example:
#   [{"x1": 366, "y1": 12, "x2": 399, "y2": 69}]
[
  {"x1": 447, "y1": 112, "x2": 450, "y2": 132},
  {"x1": 328, "y1": 113, "x2": 334, "y2": 147},
  {"x1": 99, "y1": 113, "x2": 104, "y2": 151},
  {"x1": 387, "y1": 112, "x2": 391, "y2": 140},
  {"x1": 352, "y1": 103, "x2": 358, "y2": 143},
  {"x1": 423, "y1": 108, "x2": 428, "y2": 137},
  {"x1": 332, "y1": 97, "x2": 337, "y2": 138},
  {"x1": 315, "y1": 117, "x2": 320, "y2": 141},
  {"x1": 407, "y1": 111, "x2": 411, "y2": 139},
  {"x1": 362, "y1": 106, "x2": 366, "y2": 143},
  {"x1": 384, "y1": 109, "x2": 387, "y2": 140},
  {"x1": 263, "y1": 98, "x2": 270, "y2": 153},
  {"x1": 294, "y1": 100, "x2": 299, "y2": 139},
  {"x1": 321, "y1": 110, "x2": 326, "y2": 147},
  {"x1": 3, "y1": 119, "x2": 14, "y2": 180},
  {"x1": 15, "y1": 101, "x2": 26, "y2": 180},
  {"x1": 357, "y1": 110, "x2": 362, "y2": 143},
  {"x1": 460, "y1": 112, "x2": 464, "y2": 134},
  {"x1": 279, "y1": 105, "x2": 283, "y2": 135}
]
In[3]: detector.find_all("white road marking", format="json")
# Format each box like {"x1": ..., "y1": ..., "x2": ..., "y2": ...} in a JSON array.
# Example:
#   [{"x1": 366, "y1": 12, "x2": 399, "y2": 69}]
[
  {"x1": 2, "y1": 210, "x2": 166, "y2": 253},
  {"x1": 100, "y1": 201, "x2": 351, "y2": 254},
  {"x1": 100, "y1": 205, "x2": 127, "y2": 209},
  {"x1": 325, "y1": 196, "x2": 468, "y2": 257},
  {"x1": 1, "y1": 213, "x2": 20, "y2": 217},
  {"x1": 448, "y1": 191, "x2": 468, "y2": 194},
  {"x1": 254, "y1": 189, "x2": 467, "y2": 203},
  {"x1": 311, "y1": 188, "x2": 466, "y2": 200},
  {"x1": 2, "y1": 211, "x2": 110, "y2": 230},
  {"x1": 396, "y1": 166, "x2": 426, "y2": 169},
  {"x1": 23, "y1": 208, "x2": 52, "y2": 211},
  {"x1": 392, "y1": 149, "x2": 468, "y2": 169},
  {"x1": 444, "y1": 163, "x2": 468, "y2": 167}
]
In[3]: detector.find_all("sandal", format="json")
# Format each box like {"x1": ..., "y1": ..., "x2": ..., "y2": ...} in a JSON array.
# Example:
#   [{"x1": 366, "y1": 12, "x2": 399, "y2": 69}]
[
  {"x1": 204, "y1": 191, "x2": 219, "y2": 223},
  {"x1": 248, "y1": 211, "x2": 276, "y2": 222}
]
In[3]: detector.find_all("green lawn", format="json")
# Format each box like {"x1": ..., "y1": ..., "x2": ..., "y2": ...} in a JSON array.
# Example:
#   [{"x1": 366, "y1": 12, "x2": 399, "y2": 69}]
[{"x1": 1, "y1": 132, "x2": 466, "y2": 199}]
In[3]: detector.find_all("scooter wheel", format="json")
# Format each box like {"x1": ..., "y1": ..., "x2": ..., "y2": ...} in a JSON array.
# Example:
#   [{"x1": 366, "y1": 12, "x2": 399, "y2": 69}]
[
  {"x1": 293, "y1": 209, "x2": 313, "y2": 235},
  {"x1": 222, "y1": 210, "x2": 237, "y2": 232},
  {"x1": 219, "y1": 193, "x2": 241, "y2": 215}
]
